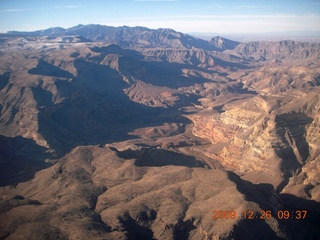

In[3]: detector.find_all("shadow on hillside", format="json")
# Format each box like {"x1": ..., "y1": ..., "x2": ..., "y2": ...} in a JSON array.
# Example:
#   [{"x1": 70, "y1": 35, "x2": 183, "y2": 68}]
[
  {"x1": 123, "y1": 59, "x2": 247, "y2": 88},
  {"x1": 279, "y1": 193, "x2": 320, "y2": 239},
  {"x1": 35, "y1": 58, "x2": 194, "y2": 156},
  {"x1": 112, "y1": 146, "x2": 207, "y2": 168},
  {"x1": 0, "y1": 72, "x2": 10, "y2": 91},
  {"x1": 28, "y1": 59, "x2": 74, "y2": 78},
  {"x1": 231, "y1": 218, "x2": 284, "y2": 240},
  {"x1": 0, "y1": 135, "x2": 51, "y2": 186},
  {"x1": 6, "y1": 48, "x2": 256, "y2": 184},
  {"x1": 119, "y1": 212, "x2": 156, "y2": 240},
  {"x1": 227, "y1": 171, "x2": 320, "y2": 239},
  {"x1": 280, "y1": 193, "x2": 320, "y2": 218},
  {"x1": 274, "y1": 113, "x2": 313, "y2": 192}
]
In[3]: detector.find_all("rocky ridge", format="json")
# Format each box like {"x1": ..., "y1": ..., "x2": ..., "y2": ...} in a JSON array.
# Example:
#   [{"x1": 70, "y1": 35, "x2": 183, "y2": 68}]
[
  {"x1": 0, "y1": 146, "x2": 306, "y2": 239},
  {"x1": 0, "y1": 25, "x2": 319, "y2": 239}
]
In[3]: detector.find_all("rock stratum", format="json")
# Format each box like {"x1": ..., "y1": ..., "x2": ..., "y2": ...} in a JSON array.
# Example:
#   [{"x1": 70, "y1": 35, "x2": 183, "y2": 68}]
[{"x1": 0, "y1": 25, "x2": 320, "y2": 239}]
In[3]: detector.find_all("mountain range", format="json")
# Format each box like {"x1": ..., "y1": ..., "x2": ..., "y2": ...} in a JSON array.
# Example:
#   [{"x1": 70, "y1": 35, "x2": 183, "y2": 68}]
[{"x1": 0, "y1": 24, "x2": 320, "y2": 239}]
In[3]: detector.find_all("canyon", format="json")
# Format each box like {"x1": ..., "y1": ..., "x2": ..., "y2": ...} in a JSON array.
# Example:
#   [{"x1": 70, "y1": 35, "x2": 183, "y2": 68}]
[{"x1": 0, "y1": 25, "x2": 319, "y2": 239}]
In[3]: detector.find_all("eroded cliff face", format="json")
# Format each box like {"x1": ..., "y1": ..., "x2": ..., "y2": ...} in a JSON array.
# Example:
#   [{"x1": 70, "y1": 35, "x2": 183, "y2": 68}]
[
  {"x1": 188, "y1": 68, "x2": 320, "y2": 200},
  {"x1": 281, "y1": 94, "x2": 320, "y2": 201},
  {"x1": 188, "y1": 97, "x2": 282, "y2": 185}
]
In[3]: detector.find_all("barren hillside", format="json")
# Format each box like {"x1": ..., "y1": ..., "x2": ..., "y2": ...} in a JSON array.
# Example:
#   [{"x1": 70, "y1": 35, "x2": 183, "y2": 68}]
[{"x1": 0, "y1": 25, "x2": 319, "y2": 239}]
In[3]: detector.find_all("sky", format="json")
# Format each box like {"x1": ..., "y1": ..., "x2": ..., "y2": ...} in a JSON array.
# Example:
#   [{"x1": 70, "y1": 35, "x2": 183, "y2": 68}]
[{"x1": 0, "y1": 0, "x2": 320, "y2": 34}]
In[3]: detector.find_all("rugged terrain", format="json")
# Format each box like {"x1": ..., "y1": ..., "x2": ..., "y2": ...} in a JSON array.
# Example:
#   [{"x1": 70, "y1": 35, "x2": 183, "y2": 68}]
[{"x1": 0, "y1": 25, "x2": 319, "y2": 239}]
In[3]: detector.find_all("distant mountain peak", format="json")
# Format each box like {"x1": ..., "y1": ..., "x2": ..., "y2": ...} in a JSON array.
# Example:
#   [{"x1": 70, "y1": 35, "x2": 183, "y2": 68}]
[{"x1": 210, "y1": 36, "x2": 240, "y2": 50}]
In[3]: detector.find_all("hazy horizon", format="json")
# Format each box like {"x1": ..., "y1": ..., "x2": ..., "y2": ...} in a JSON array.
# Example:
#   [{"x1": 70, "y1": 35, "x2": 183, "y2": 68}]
[
  {"x1": 1, "y1": 0, "x2": 320, "y2": 35},
  {"x1": 2, "y1": 23, "x2": 320, "y2": 43}
]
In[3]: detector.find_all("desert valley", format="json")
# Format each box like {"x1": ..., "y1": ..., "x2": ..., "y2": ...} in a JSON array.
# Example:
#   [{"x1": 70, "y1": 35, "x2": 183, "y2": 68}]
[{"x1": 0, "y1": 24, "x2": 319, "y2": 239}]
